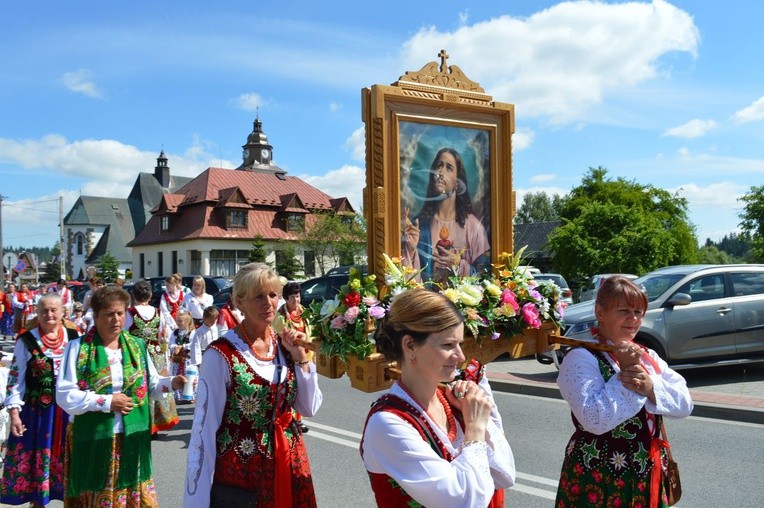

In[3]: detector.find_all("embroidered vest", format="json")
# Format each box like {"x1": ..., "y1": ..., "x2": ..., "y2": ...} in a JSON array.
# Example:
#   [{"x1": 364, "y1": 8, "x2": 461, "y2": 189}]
[
  {"x1": 568, "y1": 350, "x2": 658, "y2": 479},
  {"x1": 129, "y1": 307, "x2": 163, "y2": 355},
  {"x1": 209, "y1": 338, "x2": 298, "y2": 491},
  {"x1": 19, "y1": 328, "x2": 77, "y2": 408},
  {"x1": 360, "y1": 394, "x2": 504, "y2": 508}
]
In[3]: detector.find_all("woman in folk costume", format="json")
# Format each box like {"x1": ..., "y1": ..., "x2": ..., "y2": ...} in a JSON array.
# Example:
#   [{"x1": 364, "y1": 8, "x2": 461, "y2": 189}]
[
  {"x1": 183, "y1": 263, "x2": 323, "y2": 508},
  {"x1": 11, "y1": 283, "x2": 34, "y2": 334},
  {"x1": 56, "y1": 286, "x2": 186, "y2": 507},
  {"x1": 124, "y1": 280, "x2": 179, "y2": 435},
  {"x1": 0, "y1": 293, "x2": 76, "y2": 506},
  {"x1": 216, "y1": 291, "x2": 243, "y2": 336},
  {"x1": 272, "y1": 281, "x2": 312, "y2": 434},
  {"x1": 159, "y1": 273, "x2": 183, "y2": 332},
  {"x1": 0, "y1": 282, "x2": 15, "y2": 338},
  {"x1": 555, "y1": 276, "x2": 693, "y2": 507},
  {"x1": 361, "y1": 288, "x2": 515, "y2": 508}
]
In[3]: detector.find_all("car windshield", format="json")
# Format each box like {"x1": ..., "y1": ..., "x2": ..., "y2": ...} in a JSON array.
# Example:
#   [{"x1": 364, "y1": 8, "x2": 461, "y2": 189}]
[
  {"x1": 634, "y1": 273, "x2": 688, "y2": 302},
  {"x1": 534, "y1": 274, "x2": 568, "y2": 288}
]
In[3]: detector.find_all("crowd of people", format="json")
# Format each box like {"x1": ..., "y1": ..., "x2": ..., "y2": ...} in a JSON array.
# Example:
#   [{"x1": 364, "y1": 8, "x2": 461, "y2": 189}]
[{"x1": 0, "y1": 268, "x2": 693, "y2": 507}]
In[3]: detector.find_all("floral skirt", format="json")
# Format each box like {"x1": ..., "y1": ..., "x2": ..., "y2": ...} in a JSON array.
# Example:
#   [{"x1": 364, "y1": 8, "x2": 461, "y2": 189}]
[
  {"x1": 0, "y1": 403, "x2": 68, "y2": 505},
  {"x1": 64, "y1": 428, "x2": 159, "y2": 508}
]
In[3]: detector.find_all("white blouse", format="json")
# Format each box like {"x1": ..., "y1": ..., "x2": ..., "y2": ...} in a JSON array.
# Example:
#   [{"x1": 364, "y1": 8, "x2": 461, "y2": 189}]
[
  {"x1": 557, "y1": 347, "x2": 694, "y2": 435},
  {"x1": 159, "y1": 291, "x2": 183, "y2": 331},
  {"x1": 4, "y1": 328, "x2": 69, "y2": 410},
  {"x1": 182, "y1": 292, "x2": 213, "y2": 320},
  {"x1": 362, "y1": 377, "x2": 516, "y2": 508},
  {"x1": 183, "y1": 329, "x2": 323, "y2": 507},
  {"x1": 56, "y1": 337, "x2": 174, "y2": 434}
]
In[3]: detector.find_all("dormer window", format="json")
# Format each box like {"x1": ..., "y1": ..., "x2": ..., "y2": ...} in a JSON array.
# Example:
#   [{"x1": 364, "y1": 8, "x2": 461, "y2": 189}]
[
  {"x1": 228, "y1": 210, "x2": 247, "y2": 229},
  {"x1": 286, "y1": 213, "x2": 305, "y2": 232},
  {"x1": 161, "y1": 215, "x2": 170, "y2": 231}
]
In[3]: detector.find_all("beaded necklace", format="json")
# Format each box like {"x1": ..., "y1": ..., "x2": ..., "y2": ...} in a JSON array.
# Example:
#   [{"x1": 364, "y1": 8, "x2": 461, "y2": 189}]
[
  {"x1": 398, "y1": 380, "x2": 457, "y2": 442},
  {"x1": 239, "y1": 325, "x2": 277, "y2": 362},
  {"x1": 38, "y1": 325, "x2": 65, "y2": 351}
]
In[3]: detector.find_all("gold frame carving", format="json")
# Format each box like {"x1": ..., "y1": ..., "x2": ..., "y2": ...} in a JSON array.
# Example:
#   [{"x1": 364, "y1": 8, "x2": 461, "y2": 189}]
[{"x1": 362, "y1": 50, "x2": 516, "y2": 284}]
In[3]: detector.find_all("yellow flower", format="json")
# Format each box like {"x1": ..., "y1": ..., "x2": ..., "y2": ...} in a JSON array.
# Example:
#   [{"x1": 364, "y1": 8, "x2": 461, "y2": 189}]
[
  {"x1": 443, "y1": 288, "x2": 459, "y2": 303},
  {"x1": 499, "y1": 269, "x2": 512, "y2": 278},
  {"x1": 484, "y1": 282, "x2": 501, "y2": 297},
  {"x1": 458, "y1": 284, "x2": 483, "y2": 307},
  {"x1": 350, "y1": 279, "x2": 361, "y2": 290}
]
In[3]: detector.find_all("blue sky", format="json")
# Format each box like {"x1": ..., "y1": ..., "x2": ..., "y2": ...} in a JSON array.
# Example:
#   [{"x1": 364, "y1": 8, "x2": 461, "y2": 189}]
[{"x1": 2, "y1": 0, "x2": 763, "y2": 252}]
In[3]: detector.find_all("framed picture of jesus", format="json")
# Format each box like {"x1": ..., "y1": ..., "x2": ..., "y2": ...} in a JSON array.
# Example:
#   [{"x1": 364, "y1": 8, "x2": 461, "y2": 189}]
[{"x1": 362, "y1": 50, "x2": 515, "y2": 284}]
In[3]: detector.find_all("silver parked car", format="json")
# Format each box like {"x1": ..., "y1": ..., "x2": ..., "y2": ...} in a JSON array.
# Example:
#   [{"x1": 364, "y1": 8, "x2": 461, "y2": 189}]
[
  {"x1": 579, "y1": 273, "x2": 638, "y2": 303},
  {"x1": 561, "y1": 264, "x2": 764, "y2": 366},
  {"x1": 532, "y1": 273, "x2": 574, "y2": 307}
]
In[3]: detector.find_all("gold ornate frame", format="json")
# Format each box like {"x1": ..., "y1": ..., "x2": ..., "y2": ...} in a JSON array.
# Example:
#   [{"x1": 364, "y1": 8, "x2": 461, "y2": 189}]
[{"x1": 362, "y1": 50, "x2": 515, "y2": 283}]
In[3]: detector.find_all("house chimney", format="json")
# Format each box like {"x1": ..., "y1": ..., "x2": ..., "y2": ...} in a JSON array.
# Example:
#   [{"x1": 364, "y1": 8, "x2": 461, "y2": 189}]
[{"x1": 154, "y1": 150, "x2": 170, "y2": 188}]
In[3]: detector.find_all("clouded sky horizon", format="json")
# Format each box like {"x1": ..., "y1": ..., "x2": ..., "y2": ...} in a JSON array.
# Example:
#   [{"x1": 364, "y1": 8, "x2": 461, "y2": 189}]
[{"x1": 2, "y1": 0, "x2": 763, "y2": 255}]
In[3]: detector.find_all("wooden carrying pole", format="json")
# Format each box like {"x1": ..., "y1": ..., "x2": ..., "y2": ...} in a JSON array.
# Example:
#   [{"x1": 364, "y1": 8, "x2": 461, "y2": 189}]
[{"x1": 548, "y1": 334, "x2": 616, "y2": 352}]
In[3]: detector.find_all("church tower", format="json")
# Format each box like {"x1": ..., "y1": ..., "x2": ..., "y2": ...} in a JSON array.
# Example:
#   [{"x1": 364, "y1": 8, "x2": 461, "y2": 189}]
[{"x1": 238, "y1": 116, "x2": 280, "y2": 172}]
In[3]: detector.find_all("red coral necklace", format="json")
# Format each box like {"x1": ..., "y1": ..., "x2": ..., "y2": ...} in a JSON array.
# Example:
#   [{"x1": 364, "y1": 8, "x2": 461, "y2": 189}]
[
  {"x1": 38, "y1": 325, "x2": 65, "y2": 351},
  {"x1": 398, "y1": 380, "x2": 457, "y2": 442},
  {"x1": 239, "y1": 325, "x2": 276, "y2": 362}
]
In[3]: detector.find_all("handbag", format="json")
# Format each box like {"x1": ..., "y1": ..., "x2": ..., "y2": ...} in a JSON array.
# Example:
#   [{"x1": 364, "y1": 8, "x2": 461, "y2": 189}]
[{"x1": 660, "y1": 419, "x2": 682, "y2": 505}]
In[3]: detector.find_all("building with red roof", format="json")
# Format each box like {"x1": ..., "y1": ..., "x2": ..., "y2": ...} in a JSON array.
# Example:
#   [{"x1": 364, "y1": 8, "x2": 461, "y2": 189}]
[{"x1": 127, "y1": 118, "x2": 357, "y2": 279}]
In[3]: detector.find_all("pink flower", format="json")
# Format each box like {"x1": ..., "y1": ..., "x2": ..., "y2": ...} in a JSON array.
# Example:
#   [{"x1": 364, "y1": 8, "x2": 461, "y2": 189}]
[
  {"x1": 368, "y1": 305, "x2": 386, "y2": 319},
  {"x1": 330, "y1": 315, "x2": 346, "y2": 329},
  {"x1": 500, "y1": 289, "x2": 520, "y2": 311},
  {"x1": 362, "y1": 296, "x2": 380, "y2": 307},
  {"x1": 343, "y1": 306, "x2": 360, "y2": 323},
  {"x1": 521, "y1": 303, "x2": 542, "y2": 328}
]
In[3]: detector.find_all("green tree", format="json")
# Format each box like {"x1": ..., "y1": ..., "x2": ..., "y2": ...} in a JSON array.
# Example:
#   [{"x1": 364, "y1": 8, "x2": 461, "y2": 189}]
[
  {"x1": 96, "y1": 251, "x2": 120, "y2": 282},
  {"x1": 514, "y1": 191, "x2": 563, "y2": 224},
  {"x1": 547, "y1": 167, "x2": 698, "y2": 281},
  {"x1": 248, "y1": 235, "x2": 268, "y2": 263},
  {"x1": 40, "y1": 259, "x2": 61, "y2": 283},
  {"x1": 739, "y1": 186, "x2": 764, "y2": 262},
  {"x1": 300, "y1": 213, "x2": 366, "y2": 274},
  {"x1": 698, "y1": 245, "x2": 733, "y2": 264},
  {"x1": 274, "y1": 244, "x2": 302, "y2": 280}
]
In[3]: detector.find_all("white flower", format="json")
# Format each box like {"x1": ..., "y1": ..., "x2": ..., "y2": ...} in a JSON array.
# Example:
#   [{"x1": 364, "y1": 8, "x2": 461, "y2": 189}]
[
  {"x1": 237, "y1": 437, "x2": 257, "y2": 456},
  {"x1": 320, "y1": 298, "x2": 339, "y2": 317},
  {"x1": 609, "y1": 451, "x2": 627, "y2": 470}
]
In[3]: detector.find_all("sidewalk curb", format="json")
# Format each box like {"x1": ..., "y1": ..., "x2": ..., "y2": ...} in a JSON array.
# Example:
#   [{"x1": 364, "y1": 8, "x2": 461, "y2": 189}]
[{"x1": 489, "y1": 378, "x2": 764, "y2": 425}]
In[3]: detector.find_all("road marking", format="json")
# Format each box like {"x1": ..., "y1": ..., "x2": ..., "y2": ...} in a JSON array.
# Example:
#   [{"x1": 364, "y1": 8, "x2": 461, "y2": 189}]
[
  {"x1": 306, "y1": 422, "x2": 561, "y2": 500},
  {"x1": 510, "y1": 483, "x2": 557, "y2": 500},
  {"x1": 687, "y1": 415, "x2": 764, "y2": 428},
  {"x1": 308, "y1": 421, "x2": 363, "y2": 438}
]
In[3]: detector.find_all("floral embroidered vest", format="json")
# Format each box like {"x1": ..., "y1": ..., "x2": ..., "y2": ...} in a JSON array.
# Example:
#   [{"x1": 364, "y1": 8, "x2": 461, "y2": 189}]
[
  {"x1": 18, "y1": 328, "x2": 78, "y2": 408},
  {"x1": 208, "y1": 338, "x2": 298, "y2": 491},
  {"x1": 568, "y1": 351, "x2": 658, "y2": 480},
  {"x1": 128, "y1": 307, "x2": 163, "y2": 355}
]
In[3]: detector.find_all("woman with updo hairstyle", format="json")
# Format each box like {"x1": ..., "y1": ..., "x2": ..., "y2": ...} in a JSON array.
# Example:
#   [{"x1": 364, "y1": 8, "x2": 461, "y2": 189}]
[{"x1": 361, "y1": 288, "x2": 515, "y2": 508}]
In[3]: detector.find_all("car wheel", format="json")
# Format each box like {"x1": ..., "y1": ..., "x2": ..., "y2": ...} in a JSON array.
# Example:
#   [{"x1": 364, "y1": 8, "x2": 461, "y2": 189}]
[{"x1": 634, "y1": 335, "x2": 667, "y2": 362}]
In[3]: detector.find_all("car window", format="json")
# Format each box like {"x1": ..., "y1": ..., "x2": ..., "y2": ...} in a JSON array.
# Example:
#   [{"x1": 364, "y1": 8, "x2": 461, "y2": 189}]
[
  {"x1": 678, "y1": 274, "x2": 725, "y2": 302},
  {"x1": 730, "y1": 272, "x2": 764, "y2": 297},
  {"x1": 634, "y1": 273, "x2": 686, "y2": 302}
]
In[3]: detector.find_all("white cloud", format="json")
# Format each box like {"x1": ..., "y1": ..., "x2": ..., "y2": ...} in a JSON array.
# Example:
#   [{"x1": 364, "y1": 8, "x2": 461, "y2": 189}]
[
  {"x1": 2, "y1": 190, "x2": 81, "y2": 244},
  {"x1": 299, "y1": 165, "x2": 365, "y2": 212},
  {"x1": 732, "y1": 96, "x2": 764, "y2": 124},
  {"x1": 329, "y1": 102, "x2": 343, "y2": 113},
  {"x1": 529, "y1": 174, "x2": 556, "y2": 184},
  {"x1": 233, "y1": 92, "x2": 264, "y2": 111},
  {"x1": 513, "y1": 128, "x2": 535, "y2": 151},
  {"x1": 458, "y1": 10, "x2": 470, "y2": 25},
  {"x1": 671, "y1": 181, "x2": 746, "y2": 241},
  {"x1": 343, "y1": 127, "x2": 366, "y2": 162},
  {"x1": 0, "y1": 135, "x2": 225, "y2": 187},
  {"x1": 60, "y1": 69, "x2": 103, "y2": 98},
  {"x1": 400, "y1": 0, "x2": 699, "y2": 125},
  {"x1": 663, "y1": 119, "x2": 717, "y2": 138}
]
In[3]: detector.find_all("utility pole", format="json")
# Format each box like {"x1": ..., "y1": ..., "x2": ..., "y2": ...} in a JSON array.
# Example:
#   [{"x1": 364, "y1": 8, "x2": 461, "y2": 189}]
[
  {"x1": 59, "y1": 195, "x2": 66, "y2": 279},
  {"x1": 0, "y1": 194, "x2": 4, "y2": 286}
]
